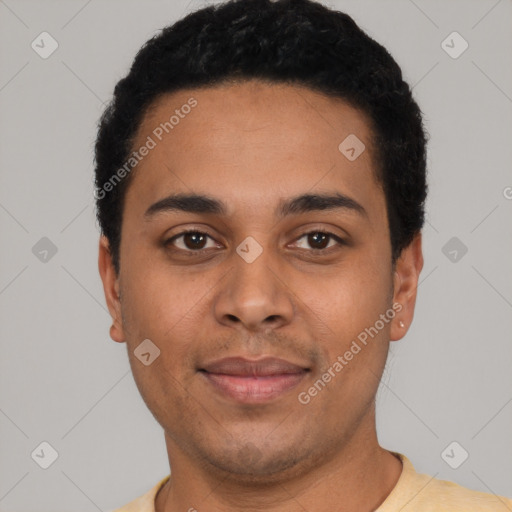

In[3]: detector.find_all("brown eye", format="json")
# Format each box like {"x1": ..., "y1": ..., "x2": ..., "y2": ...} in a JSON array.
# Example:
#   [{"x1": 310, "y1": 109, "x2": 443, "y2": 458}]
[
  {"x1": 308, "y1": 232, "x2": 329, "y2": 249},
  {"x1": 182, "y1": 232, "x2": 207, "y2": 250},
  {"x1": 294, "y1": 231, "x2": 344, "y2": 251},
  {"x1": 166, "y1": 231, "x2": 217, "y2": 252}
]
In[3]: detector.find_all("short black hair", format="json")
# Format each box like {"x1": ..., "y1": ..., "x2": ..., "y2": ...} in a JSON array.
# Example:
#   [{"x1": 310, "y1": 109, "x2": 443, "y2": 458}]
[{"x1": 94, "y1": 0, "x2": 428, "y2": 275}]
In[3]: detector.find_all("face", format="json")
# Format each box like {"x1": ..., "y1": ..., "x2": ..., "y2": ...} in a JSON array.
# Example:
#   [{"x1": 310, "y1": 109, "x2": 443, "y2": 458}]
[{"x1": 99, "y1": 80, "x2": 422, "y2": 482}]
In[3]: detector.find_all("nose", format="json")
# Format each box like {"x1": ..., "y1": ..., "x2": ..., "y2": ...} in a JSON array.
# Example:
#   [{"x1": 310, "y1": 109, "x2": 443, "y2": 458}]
[{"x1": 213, "y1": 244, "x2": 295, "y2": 333}]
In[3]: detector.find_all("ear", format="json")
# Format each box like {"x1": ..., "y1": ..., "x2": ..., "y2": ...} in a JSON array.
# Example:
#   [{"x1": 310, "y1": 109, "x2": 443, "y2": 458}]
[
  {"x1": 390, "y1": 232, "x2": 424, "y2": 342},
  {"x1": 98, "y1": 235, "x2": 125, "y2": 343}
]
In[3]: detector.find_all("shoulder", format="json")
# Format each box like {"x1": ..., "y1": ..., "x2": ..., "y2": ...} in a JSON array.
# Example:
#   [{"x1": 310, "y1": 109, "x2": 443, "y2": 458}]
[
  {"x1": 414, "y1": 473, "x2": 512, "y2": 511},
  {"x1": 378, "y1": 453, "x2": 512, "y2": 511},
  {"x1": 109, "y1": 475, "x2": 170, "y2": 512}
]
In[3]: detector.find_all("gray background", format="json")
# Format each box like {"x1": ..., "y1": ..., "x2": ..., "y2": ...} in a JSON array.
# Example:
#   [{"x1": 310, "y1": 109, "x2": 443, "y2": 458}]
[{"x1": 1, "y1": 0, "x2": 511, "y2": 510}]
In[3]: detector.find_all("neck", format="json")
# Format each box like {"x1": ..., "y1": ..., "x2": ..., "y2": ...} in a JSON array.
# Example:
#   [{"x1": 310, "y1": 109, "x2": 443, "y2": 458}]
[{"x1": 155, "y1": 412, "x2": 402, "y2": 512}]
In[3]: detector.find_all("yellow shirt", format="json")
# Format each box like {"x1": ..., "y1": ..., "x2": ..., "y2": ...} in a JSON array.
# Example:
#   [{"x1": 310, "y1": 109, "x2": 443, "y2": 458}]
[{"x1": 111, "y1": 453, "x2": 512, "y2": 511}]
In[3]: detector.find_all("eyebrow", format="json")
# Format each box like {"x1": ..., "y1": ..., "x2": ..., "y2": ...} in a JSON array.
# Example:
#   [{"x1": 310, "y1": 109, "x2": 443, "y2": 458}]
[{"x1": 144, "y1": 192, "x2": 367, "y2": 220}]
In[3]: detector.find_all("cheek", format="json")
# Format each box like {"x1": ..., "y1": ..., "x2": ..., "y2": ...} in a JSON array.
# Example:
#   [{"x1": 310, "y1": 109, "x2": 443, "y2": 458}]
[
  {"x1": 300, "y1": 265, "x2": 392, "y2": 414},
  {"x1": 122, "y1": 246, "x2": 192, "y2": 324},
  {"x1": 120, "y1": 260, "x2": 213, "y2": 364},
  {"x1": 119, "y1": 266, "x2": 204, "y2": 410},
  {"x1": 298, "y1": 254, "x2": 392, "y2": 338}
]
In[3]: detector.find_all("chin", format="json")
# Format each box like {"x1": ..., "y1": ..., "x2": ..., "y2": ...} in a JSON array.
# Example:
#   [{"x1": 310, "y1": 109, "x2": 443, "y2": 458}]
[{"x1": 201, "y1": 441, "x2": 318, "y2": 484}]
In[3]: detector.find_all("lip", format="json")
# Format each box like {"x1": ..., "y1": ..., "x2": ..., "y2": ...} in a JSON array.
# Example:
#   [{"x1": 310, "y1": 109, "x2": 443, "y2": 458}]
[{"x1": 199, "y1": 356, "x2": 309, "y2": 403}]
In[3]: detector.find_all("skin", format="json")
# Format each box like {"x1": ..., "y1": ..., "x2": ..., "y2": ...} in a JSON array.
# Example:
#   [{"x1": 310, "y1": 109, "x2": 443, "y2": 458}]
[{"x1": 98, "y1": 80, "x2": 423, "y2": 512}]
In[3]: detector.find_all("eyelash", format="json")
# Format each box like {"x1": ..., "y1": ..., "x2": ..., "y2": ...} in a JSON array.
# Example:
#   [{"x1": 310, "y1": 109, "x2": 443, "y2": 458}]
[{"x1": 164, "y1": 229, "x2": 346, "y2": 255}]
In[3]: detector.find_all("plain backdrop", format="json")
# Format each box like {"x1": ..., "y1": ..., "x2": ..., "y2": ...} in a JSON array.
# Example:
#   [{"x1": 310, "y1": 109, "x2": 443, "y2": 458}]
[{"x1": 0, "y1": 0, "x2": 511, "y2": 510}]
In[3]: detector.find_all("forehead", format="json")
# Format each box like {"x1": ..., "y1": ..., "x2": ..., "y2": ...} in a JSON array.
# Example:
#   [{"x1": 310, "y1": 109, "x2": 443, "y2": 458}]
[{"x1": 124, "y1": 79, "x2": 383, "y2": 223}]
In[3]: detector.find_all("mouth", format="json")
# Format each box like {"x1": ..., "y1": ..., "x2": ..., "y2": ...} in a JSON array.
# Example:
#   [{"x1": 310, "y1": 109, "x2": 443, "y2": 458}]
[{"x1": 198, "y1": 356, "x2": 310, "y2": 404}]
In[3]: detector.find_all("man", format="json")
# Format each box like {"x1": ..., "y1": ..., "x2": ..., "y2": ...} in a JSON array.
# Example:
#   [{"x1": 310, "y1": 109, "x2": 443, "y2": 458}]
[{"x1": 95, "y1": 0, "x2": 512, "y2": 510}]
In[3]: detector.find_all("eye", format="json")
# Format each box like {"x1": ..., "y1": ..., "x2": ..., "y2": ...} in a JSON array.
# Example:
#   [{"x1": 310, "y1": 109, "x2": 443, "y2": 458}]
[
  {"x1": 165, "y1": 230, "x2": 218, "y2": 252},
  {"x1": 293, "y1": 231, "x2": 345, "y2": 251},
  {"x1": 164, "y1": 229, "x2": 346, "y2": 255}
]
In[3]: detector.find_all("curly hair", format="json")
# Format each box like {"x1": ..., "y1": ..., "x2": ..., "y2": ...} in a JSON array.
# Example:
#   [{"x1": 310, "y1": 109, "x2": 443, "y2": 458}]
[{"x1": 94, "y1": 0, "x2": 428, "y2": 275}]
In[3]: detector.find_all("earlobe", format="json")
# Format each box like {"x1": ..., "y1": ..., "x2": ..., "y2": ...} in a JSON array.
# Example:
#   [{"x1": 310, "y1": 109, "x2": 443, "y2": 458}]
[
  {"x1": 390, "y1": 232, "x2": 424, "y2": 342},
  {"x1": 98, "y1": 236, "x2": 126, "y2": 343}
]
